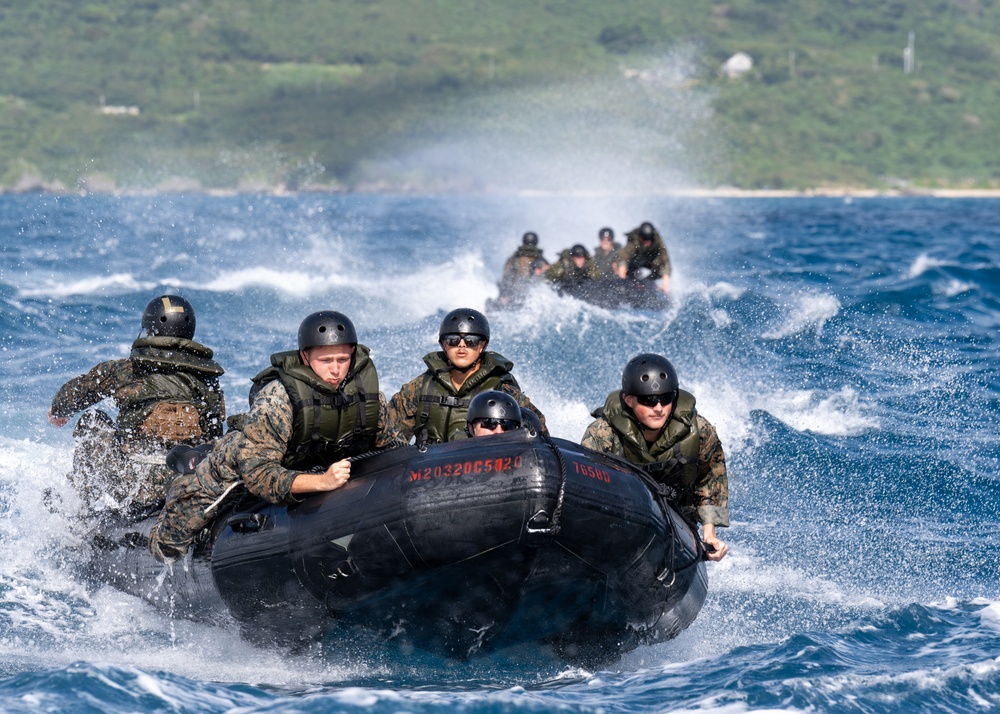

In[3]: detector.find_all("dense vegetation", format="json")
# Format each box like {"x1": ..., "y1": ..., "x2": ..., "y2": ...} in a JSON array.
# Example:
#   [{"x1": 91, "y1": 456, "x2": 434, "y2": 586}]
[{"x1": 1, "y1": 0, "x2": 998, "y2": 190}]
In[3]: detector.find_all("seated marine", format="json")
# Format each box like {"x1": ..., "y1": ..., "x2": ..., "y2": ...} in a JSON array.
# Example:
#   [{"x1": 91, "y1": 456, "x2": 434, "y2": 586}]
[
  {"x1": 581, "y1": 353, "x2": 729, "y2": 561},
  {"x1": 465, "y1": 390, "x2": 523, "y2": 437},
  {"x1": 592, "y1": 227, "x2": 622, "y2": 279},
  {"x1": 386, "y1": 308, "x2": 546, "y2": 448},
  {"x1": 148, "y1": 310, "x2": 403, "y2": 562},
  {"x1": 546, "y1": 244, "x2": 601, "y2": 287},
  {"x1": 501, "y1": 231, "x2": 548, "y2": 282},
  {"x1": 616, "y1": 222, "x2": 672, "y2": 293},
  {"x1": 47, "y1": 295, "x2": 225, "y2": 512},
  {"x1": 498, "y1": 231, "x2": 549, "y2": 305}
]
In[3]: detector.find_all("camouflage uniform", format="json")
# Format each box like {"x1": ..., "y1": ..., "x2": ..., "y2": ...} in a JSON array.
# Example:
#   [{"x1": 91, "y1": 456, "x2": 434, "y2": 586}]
[
  {"x1": 499, "y1": 245, "x2": 548, "y2": 305},
  {"x1": 546, "y1": 251, "x2": 602, "y2": 286},
  {"x1": 618, "y1": 227, "x2": 672, "y2": 279},
  {"x1": 592, "y1": 241, "x2": 622, "y2": 278},
  {"x1": 50, "y1": 339, "x2": 225, "y2": 510},
  {"x1": 387, "y1": 350, "x2": 546, "y2": 446},
  {"x1": 581, "y1": 402, "x2": 729, "y2": 528},
  {"x1": 148, "y1": 381, "x2": 400, "y2": 562},
  {"x1": 502, "y1": 245, "x2": 547, "y2": 281}
]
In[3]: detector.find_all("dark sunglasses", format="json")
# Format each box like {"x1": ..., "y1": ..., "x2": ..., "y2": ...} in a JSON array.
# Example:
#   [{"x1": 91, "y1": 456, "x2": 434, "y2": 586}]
[
  {"x1": 442, "y1": 334, "x2": 484, "y2": 348},
  {"x1": 472, "y1": 418, "x2": 519, "y2": 432},
  {"x1": 634, "y1": 393, "x2": 673, "y2": 408}
]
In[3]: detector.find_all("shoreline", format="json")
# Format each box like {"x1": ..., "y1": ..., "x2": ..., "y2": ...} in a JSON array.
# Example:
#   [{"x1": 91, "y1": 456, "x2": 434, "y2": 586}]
[
  {"x1": 673, "y1": 187, "x2": 1000, "y2": 198},
  {"x1": 3, "y1": 184, "x2": 1000, "y2": 198}
]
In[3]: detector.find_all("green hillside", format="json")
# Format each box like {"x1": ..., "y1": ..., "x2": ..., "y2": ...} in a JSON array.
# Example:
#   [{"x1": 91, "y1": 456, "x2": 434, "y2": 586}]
[{"x1": 1, "y1": 0, "x2": 998, "y2": 191}]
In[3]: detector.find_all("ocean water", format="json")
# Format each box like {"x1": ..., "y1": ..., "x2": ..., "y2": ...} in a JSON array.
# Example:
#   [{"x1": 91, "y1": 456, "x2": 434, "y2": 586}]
[{"x1": 0, "y1": 192, "x2": 998, "y2": 712}]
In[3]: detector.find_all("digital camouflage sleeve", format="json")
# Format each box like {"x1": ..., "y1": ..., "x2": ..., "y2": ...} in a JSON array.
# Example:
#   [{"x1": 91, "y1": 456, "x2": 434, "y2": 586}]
[
  {"x1": 237, "y1": 381, "x2": 401, "y2": 503},
  {"x1": 49, "y1": 359, "x2": 135, "y2": 419},
  {"x1": 581, "y1": 414, "x2": 729, "y2": 527},
  {"x1": 149, "y1": 383, "x2": 402, "y2": 562}
]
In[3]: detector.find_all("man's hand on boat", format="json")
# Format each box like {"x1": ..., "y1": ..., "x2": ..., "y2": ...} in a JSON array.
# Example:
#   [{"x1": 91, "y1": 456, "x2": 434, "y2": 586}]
[
  {"x1": 702, "y1": 523, "x2": 728, "y2": 561},
  {"x1": 289, "y1": 458, "x2": 352, "y2": 494}
]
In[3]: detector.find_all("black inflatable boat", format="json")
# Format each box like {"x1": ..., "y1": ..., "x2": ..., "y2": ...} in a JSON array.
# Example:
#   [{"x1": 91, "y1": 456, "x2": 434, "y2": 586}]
[
  {"x1": 556, "y1": 277, "x2": 670, "y2": 310},
  {"x1": 489, "y1": 277, "x2": 669, "y2": 312},
  {"x1": 84, "y1": 429, "x2": 707, "y2": 667}
]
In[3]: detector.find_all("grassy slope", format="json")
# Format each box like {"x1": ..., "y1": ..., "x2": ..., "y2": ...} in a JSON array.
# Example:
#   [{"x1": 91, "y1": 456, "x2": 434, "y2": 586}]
[{"x1": 0, "y1": 0, "x2": 997, "y2": 189}]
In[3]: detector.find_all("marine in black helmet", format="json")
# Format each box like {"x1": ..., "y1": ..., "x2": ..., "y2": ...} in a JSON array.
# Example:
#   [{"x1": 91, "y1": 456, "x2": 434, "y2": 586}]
[
  {"x1": 148, "y1": 310, "x2": 404, "y2": 563},
  {"x1": 546, "y1": 243, "x2": 601, "y2": 287},
  {"x1": 592, "y1": 227, "x2": 622, "y2": 279},
  {"x1": 386, "y1": 307, "x2": 547, "y2": 447},
  {"x1": 617, "y1": 221, "x2": 672, "y2": 293},
  {"x1": 465, "y1": 390, "x2": 522, "y2": 437},
  {"x1": 581, "y1": 353, "x2": 729, "y2": 561},
  {"x1": 47, "y1": 294, "x2": 226, "y2": 512},
  {"x1": 498, "y1": 231, "x2": 550, "y2": 305}
]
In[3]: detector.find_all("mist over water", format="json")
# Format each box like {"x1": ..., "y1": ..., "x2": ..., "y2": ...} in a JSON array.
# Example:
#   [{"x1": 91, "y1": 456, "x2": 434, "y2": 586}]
[{"x1": 359, "y1": 51, "x2": 720, "y2": 197}]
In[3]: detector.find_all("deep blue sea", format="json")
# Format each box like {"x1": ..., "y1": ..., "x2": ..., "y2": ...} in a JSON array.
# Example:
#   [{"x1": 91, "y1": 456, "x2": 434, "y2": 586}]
[{"x1": 1, "y1": 193, "x2": 998, "y2": 712}]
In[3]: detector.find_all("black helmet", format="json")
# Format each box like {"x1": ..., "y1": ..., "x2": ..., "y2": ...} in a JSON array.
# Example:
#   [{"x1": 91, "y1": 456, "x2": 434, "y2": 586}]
[
  {"x1": 466, "y1": 390, "x2": 521, "y2": 432},
  {"x1": 622, "y1": 353, "x2": 678, "y2": 400},
  {"x1": 598, "y1": 227, "x2": 614, "y2": 240},
  {"x1": 298, "y1": 310, "x2": 358, "y2": 350},
  {"x1": 520, "y1": 408, "x2": 543, "y2": 437},
  {"x1": 638, "y1": 222, "x2": 656, "y2": 240},
  {"x1": 569, "y1": 244, "x2": 589, "y2": 259},
  {"x1": 522, "y1": 231, "x2": 539, "y2": 247},
  {"x1": 142, "y1": 295, "x2": 196, "y2": 339},
  {"x1": 439, "y1": 308, "x2": 490, "y2": 340}
]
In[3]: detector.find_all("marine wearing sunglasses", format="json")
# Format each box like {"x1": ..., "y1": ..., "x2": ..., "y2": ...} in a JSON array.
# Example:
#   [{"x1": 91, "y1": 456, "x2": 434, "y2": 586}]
[
  {"x1": 621, "y1": 356, "x2": 679, "y2": 437},
  {"x1": 469, "y1": 417, "x2": 520, "y2": 433},
  {"x1": 465, "y1": 390, "x2": 523, "y2": 437},
  {"x1": 441, "y1": 333, "x2": 485, "y2": 349}
]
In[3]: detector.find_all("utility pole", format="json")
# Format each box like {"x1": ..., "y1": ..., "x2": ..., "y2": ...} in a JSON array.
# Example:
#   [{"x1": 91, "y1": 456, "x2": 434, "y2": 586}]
[
  {"x1": 903, "y1": 31, "x2": 915, "y2": 74},
  {"x1": 789, "y1": 50, "x2": 796, "y2": 79}
]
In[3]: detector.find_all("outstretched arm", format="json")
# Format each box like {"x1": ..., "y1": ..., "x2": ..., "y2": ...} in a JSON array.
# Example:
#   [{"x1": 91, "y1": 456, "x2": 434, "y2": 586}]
[{"x1": 48, "y1": 359, "x2": 133, "y2": 426}]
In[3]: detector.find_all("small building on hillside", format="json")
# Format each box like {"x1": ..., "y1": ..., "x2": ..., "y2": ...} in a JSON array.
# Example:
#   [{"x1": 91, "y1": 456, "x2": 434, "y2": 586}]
[{"x1": 721, "y1": 52, "x2": 753, "y2": 79}]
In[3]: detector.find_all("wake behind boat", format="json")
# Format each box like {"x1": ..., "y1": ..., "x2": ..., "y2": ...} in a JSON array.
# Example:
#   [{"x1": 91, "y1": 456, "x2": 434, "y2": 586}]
[{"x1": 83, "y1": 429, "x2": 707, "y2": 667}]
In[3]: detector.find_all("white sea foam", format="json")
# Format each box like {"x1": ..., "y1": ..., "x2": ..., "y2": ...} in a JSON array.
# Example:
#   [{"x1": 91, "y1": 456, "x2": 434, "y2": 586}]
[
  {"x1": 199, "y1": 266, "x2": 343, "y2": 298},
  {"x1": 765, "y1": 386, "x2": 878, "y2": 436},
  {"x1": 908, "y1": 252, "x2": 949, "y2": 279},
  {"x1": 709, "y1": 309, "x2": 732, "y2": 328},
  {"x1": 16, "y1": 274, "x2": 156, "y2": 299},
  {"x1": 935, "y1": 279, "x2": 976, "y2": 297},
  {"x1": 763, "y1": 293, "x2": 841, "y2": 340},
  {"x1": 708, "y1": 281, "x2": 746, "y2": 301},
  {"x1": 363, "y1": 252, "x2": 498, "y2": 321},
  {"x1": 710, "y1": 546, "x2": 883, "y2": 608},
  {"x1": 976, "y1": 601, "x2": 1000, "y2": 632},
  {"x1": 0, "y1": 436, "x2": 379, "y2": 685}
]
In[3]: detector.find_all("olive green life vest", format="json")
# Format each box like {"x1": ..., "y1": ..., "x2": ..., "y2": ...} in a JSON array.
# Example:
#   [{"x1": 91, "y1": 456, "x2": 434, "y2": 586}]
[
  {"x1": 622, "y1": 229, "x2": 669, "y2": 278},
  {"x1": 592, "y1": 242, "x2": 621, "y2": 277},
  {"x1": 600, "y1": 389, "x2": 700, "y2": 504},
  {"x1": 504, "y1": 246, "x2": 545, "y2": 278},
  {"x1": 116, "y1": 336, "x2": 226, "y2": 444},
  {"x1": 251, "y1": 345, "x2": 381, "y2": 471},
  {"x1": 415, "y1": 350, "x2": 519, "y2": 447}
]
